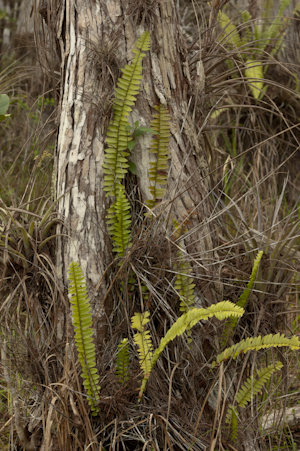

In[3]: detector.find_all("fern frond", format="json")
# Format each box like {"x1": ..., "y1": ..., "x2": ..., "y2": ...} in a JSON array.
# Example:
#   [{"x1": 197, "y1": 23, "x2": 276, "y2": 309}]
[
  {"x1": 132, "y1": 312, "x2": 153, "y2": 377},
  {"x1": 222, "y1": 251, "x2": 263, "y2": 345},
  {"x1": 236, "y1": 361, "x2": 283, "y2": 408},
  {"x1": 245, "y1": 60, "x2": 264, "y2": 99},
  {"x1": 133, "y1": 330, "x2": 153, "y2": 375},
  {"x1": 116, "y1": 338, "x2": 130, "y2": 384},
  {"x1": 146, "y1": 104, "x2": 171, "y2": 209},
  {"x1": 103, "y1": 31, "x2": 150, "y2": 197},
  {"x1": 212, "y1": 333, "x2": 300, "y2": 368},
  {"x1": 106, "y1": 184, "x2": 132, "y2": 256},
  {"x1": 134, "y1": 301, "x2": 244, "y2": 397},
  {"x1": 68, "y1": 262, "x2": 100, "y2": 415},
  {"x1": 217, "y1": 10, "x2": 242, "y2": 48},
  {"x1": 238, "y1": 251, "x2": 263, "y2": 308},
  {"x1": 226, "y1": 404, "x2": 239, "y2": 442},
  {"x1": 174, "y1": 251, "x2": 196, "y2": 313},
  {"x1": 152, "y1": 301, "x2": 244, "y2": 368},
  {"x1": 131, "y1": 311, "x2": 150, "y2": 332}
]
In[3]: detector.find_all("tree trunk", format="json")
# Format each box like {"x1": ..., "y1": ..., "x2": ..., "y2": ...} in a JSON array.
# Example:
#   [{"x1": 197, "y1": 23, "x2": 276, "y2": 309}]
[
  {"x1": 34, "y1": 1, "x2": 261, "y2": 450},
  {"x1": 41, "y1": 0, "x2": 222, "y2": 342}
]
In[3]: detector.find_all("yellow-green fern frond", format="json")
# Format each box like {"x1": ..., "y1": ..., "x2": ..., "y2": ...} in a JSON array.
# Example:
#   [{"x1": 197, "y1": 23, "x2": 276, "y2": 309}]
[
  {"x1": 68, "y1": 262, "x2": 100, "y2": 415},
  {"x1": 245, "y1": 60, "x2": 264, "y2": 99},
  {"x1": 106, "y1": 185, "x2": 132, "y2": 256},
  {"x1": 236, "y1": 361, "x2": 283, "y2": 408},
  {"x1": 146, "y1": 104, "x2": 171, "y2": 209},
  {"x1": 135, "y1": 302, "x2": 244, "y2": 397},
  {"x1": 132, "y1": 312, "x2": 153, "y2": 396},
  {"x1": 237, "y1": 251, "x2": 263, "y2": 308},
  {"x1": 222, "y1": 251, "x2": 263, "y2": 345},
  {"x1": 152, "y1": 301, "x2": 244, "y2": 368},
  {"x1": 131, "y1": 311, "x2": 150, "y2": 331},
  {"x1": 217, "y1": 10, "x2": 242, "y2": 48},
  {"x1": 103, "y1": 31, "x2": 150, "y2": 197},
  {"x1": 213, "y1": 334, "x2": 300, "y2": 368},
  {"x1": 116, "y1": 338, "x2": 130, "y2": 384}
]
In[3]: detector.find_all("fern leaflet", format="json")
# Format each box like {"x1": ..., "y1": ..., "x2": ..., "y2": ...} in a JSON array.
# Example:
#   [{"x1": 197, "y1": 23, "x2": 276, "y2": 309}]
[{"x1": 68, "y1": 262, "x2": 100, "y2": 415}]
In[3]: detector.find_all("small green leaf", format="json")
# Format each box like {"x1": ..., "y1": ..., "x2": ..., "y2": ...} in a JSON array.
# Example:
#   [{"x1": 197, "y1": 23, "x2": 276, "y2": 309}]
[
  {"x1": 134, "y1": 120, "x2": 139, "y2": 127},
  {"x1": 133, "y1": 126, "x2": 160, "y2": 138},
  {"x1": 127, "y1": 140, "x2": 136, "y2": 151},
  {"x1": 0, "y1": 94, "x2": 9, "y2": 115},
  {"x1": 125, "y1": 124, "x2": 133, "y2": 131},
  {"x1": 128, "y1": 161, "x2": 137, "y2": 174}
]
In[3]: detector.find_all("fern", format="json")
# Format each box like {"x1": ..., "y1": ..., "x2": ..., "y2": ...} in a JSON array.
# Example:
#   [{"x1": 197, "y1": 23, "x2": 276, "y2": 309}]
[
  {"x1": 174, "y1": 251, "x2": 196, "y2": 313},
  {"x1": 222, "y1": 251, "x2": 263, "y2": 345},
  {"x1": 262, "y1": 0, "x2": 293, "y2": 47},
  {"x1": 212, "y1": 333, "x2": 300, "y2": 368},
  {"x1": 132, "y1": 302, "x2": 244, "y2": 397},
  {"x1": 226, "y1": 404, "x2": 239, "y2": 442},
  {"x1": 68, "y1": 262, "x2": 100, "y2": 415},
  {"x1": 132, "y1": 312, "x2": 153, "y2": 396},
  {"x1": 106, "y1": 184, "x2": 132, "y2": 256},
  {"x1": 103, "y1": 31, "x2": 150, "y2": 198},
  {"x1": 146, "y1": 104, "x2": 171, "y2": 209},
  {"x1": 217, "y1": 10, "x2": 242, "y2": 48},
  {"x1": 226, "y1": 361, "x2": 283, "y2": 441},
  {"x1": 245, "y1": 60, "x2": 264, "y2": 99},
  {"x1": 236, "y1": 361, "x2": 283, "y2": 408},
  {"x1": 116, "y1": 338, "x2": 130, "y2": 384}
]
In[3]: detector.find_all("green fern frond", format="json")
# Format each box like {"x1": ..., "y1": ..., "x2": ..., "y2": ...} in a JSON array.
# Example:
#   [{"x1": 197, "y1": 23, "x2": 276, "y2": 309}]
[
  {"x1": 132, "y1": 312, "x2": 153, "y2": 387},
  {"x1": 68, "y1": 262, "x2": 100, "y2": 415},
  {"x1": 174, "y1": 252, "x2": 196, "y2": 313},
  {"x1": 226, "y1": 404, "x2": 239, "y2": 442},
  {"x1": 134, "y1": 301, "x2": 244, "y2": 397},
  {"x1": 238, "y1": 251, "x2": 263, "y2": 308},
  {"x1": 222, "y1": 251, "x2": 263, "y2": 345},
  {"x1": 106, "y1": 184, "x2": 132, "y2": 256},
  {"x1": 213, "y1": 333, "x2": 300, "y2": 368},
  {"x1": 116, "y1": 338, "x2": 130, "y2": 384},
  {"x1": 103, "y1": 31, "x2": 150, "y2": 198},
  {"x1": 236, "y1": 361, "x2": 283, "y2": 408},
  {"x1": 261, "y1": 0, "x2": 292, "y2": 52},
  {"x1": 146, "y1": 104, "x2": 171, "y2": 209}
]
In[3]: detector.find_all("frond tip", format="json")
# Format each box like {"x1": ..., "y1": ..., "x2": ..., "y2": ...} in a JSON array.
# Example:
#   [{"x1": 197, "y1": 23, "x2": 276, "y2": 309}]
[{"x1": 68, "y1": 262, "x2": 100, "y2": 415}]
